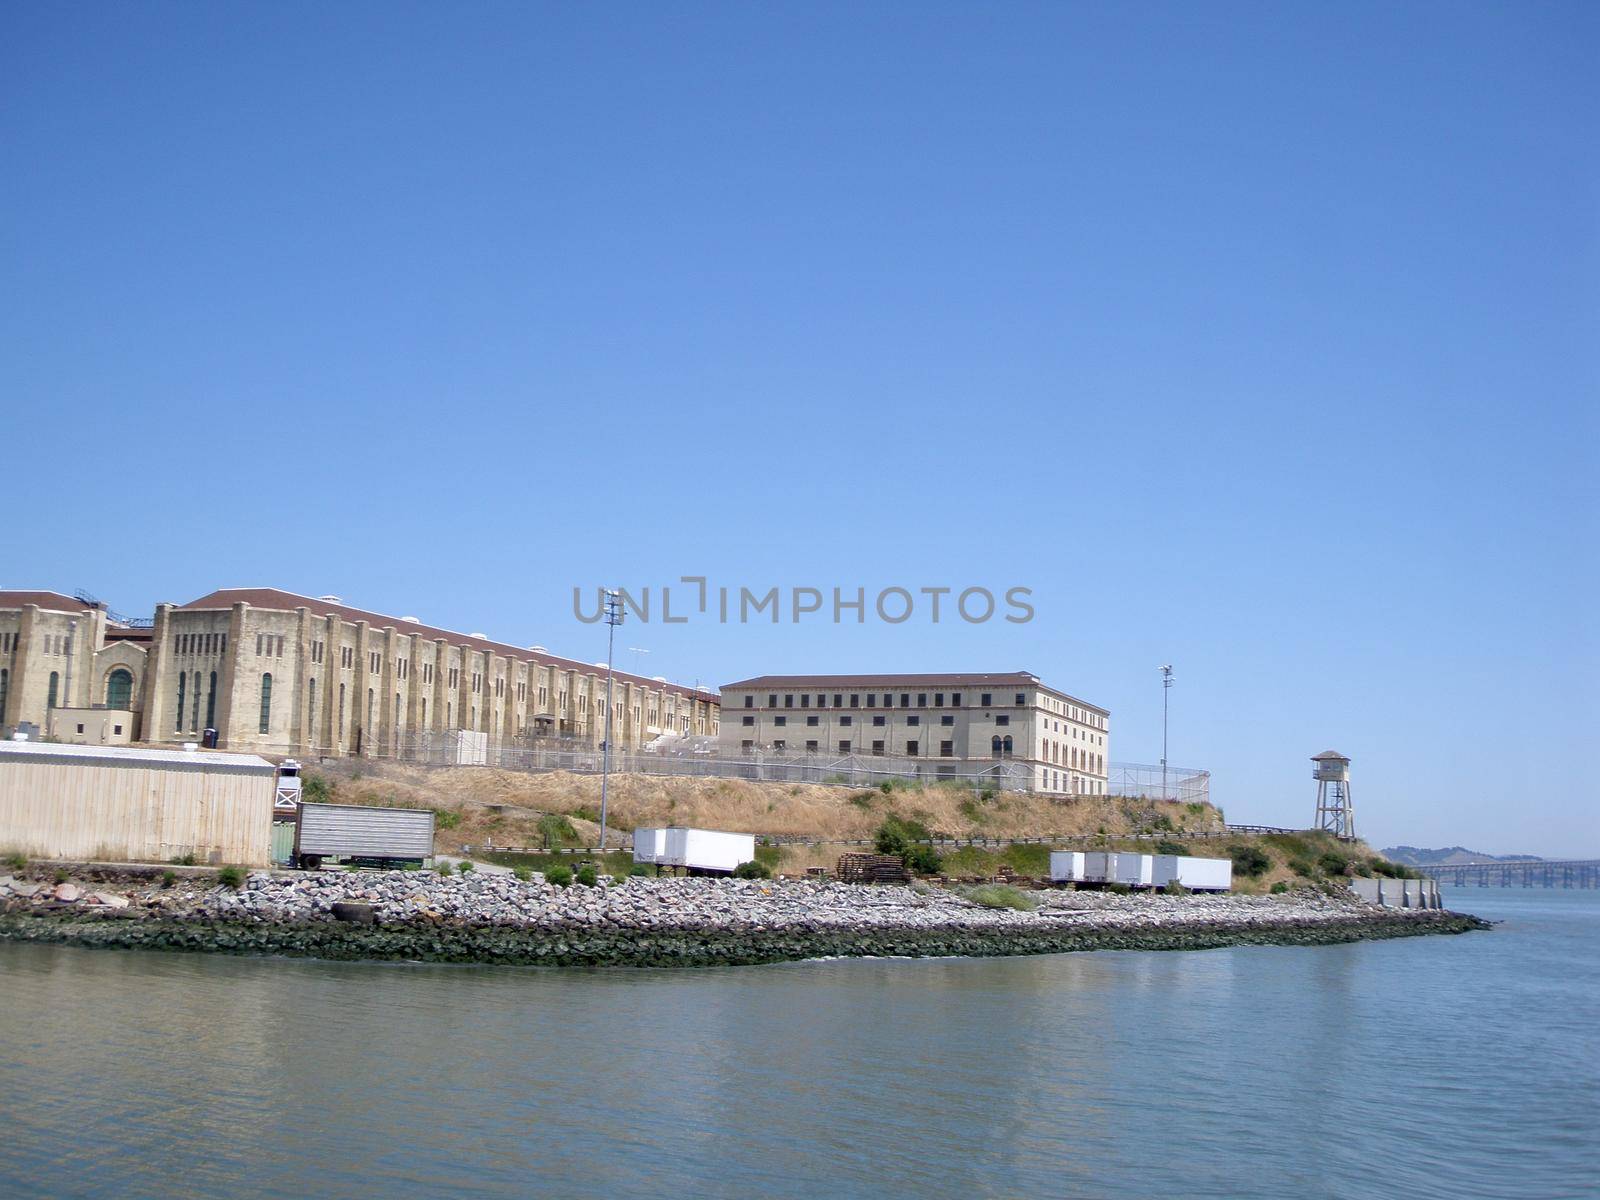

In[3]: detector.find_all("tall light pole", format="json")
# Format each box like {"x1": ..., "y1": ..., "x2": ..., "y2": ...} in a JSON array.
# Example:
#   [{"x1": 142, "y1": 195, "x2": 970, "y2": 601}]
[
  {"x1": 599, "y1": 590, "x2": 623, "y2": 850},
  {"x1": 1160, "y1": 664, "x2": 1173, "y2": 801}
]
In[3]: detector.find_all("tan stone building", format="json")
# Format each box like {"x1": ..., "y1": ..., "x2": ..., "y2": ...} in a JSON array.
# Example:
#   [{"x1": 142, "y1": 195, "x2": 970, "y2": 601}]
[
  {"x1": 0, "y1": 591, "x2": 152, "y2": 739},
  {"x1": 719, "y1": 671, "x2": 1109, "y2": 795},
  {"x1": 1, "y1": 587, "x2": 718, "y2": 759},
  {"x1": 144, "y1": 588, "x2": 718, "y2": 756}
]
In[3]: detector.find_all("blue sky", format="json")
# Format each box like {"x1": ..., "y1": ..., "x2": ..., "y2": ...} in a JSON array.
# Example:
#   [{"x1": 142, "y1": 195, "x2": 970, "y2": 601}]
[{"x1": 4, "y1": 2, "x2": 1594, "y2": 856}]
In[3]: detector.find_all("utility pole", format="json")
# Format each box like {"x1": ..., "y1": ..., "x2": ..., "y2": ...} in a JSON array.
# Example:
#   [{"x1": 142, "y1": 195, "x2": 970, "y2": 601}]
[
  {"x1": 1160, "y1": 664, "x2": 1173, "y2": 801},
  {"x1": 599, "y1": 590, "x2": 623, "y2": 850}
]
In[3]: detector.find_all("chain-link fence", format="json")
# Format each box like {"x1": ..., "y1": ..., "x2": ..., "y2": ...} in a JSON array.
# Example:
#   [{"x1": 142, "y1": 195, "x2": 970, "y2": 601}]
[{"x1": 1104, "y1": 762, "x2": 1211, "y2": 805}]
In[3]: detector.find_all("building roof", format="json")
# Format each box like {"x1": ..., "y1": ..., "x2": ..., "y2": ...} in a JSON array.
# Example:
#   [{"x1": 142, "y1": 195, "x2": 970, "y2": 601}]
[
  {"x1": 174, "y1": 587, "x2": 717, "y2": 704},
  {"x1": 720, "y1": 672, "x2": 1109, "y2": 715},
  {"x1": 1311, "y1": 750, "x2": 1350, "y2": 761},
  {"x1": 0, "y1": 740, "x2": 275, "y2": 771},
  {"x1": 0, "y1": 590, "x2": 92, "y2": 613}
]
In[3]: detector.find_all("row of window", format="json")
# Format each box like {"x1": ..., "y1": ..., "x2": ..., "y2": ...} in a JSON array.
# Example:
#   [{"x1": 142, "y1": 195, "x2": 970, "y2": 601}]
[
  {"x1": 256, "y1": 634, "x2": 285, "y2": 658},
  {"x1": 174, "y1": 632, "x2": 224, "y2": 657},
  {"x1": 744, "y1": 713, "x2": 972, "y2": 729},
  {"x1": 739, "y1": 736, "x2": 1013, "y2": 758},
  {"x1": 33, "y1": 634, "x2": 73, "y2": 656},
  {"x1": 0, "y1": 632, "x2": 15, "y2": 652},
  {"x1": 744, "y1": 690, "x2": 1028, "y2": 711}
]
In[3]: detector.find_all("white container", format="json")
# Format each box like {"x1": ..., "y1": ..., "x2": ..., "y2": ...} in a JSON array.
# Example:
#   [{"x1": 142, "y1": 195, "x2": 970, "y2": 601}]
[
  {"x1": 658, "y1": 827, "x2": 756, "y2": 873},
  {"x1": 1080, "y1": 851, "x2": 1116, "y2": 882},
  {"x1": 632, "y1": 827, "x2": 667, "y2": 864},
  {"x1": 1049, "y1": 851, "x2": 1086, "y2": 882},
  {"x1": 1117, "y1": 853, "x2": 1155, "y2": 887},
  {"x1": 1154, "y1": 854, "x2": 1232, "y2": 891}
]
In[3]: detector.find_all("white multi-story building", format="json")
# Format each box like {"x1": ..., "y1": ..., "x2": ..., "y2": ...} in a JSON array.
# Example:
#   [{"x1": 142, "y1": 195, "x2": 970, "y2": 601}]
[{"x1": 718, "y1": 671, "x2": 1109, "y2": 795}]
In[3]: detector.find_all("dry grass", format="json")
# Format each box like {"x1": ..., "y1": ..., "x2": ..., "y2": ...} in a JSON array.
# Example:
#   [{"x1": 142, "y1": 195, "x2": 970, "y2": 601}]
[{"x1": 306, "y1": 760, "x2": 1227, "y2": 855}]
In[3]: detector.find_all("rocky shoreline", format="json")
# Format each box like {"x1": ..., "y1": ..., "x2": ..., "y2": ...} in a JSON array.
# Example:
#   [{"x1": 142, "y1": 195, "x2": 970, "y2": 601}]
[{"x1": 0, "y1": 869, "x2": 1488, "y2": 968}]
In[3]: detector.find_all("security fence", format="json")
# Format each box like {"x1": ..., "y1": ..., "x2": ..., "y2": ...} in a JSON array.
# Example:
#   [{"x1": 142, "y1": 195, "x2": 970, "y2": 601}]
[{"x1": 380, "y1": 728, "x2": 1206, "y2": 803}]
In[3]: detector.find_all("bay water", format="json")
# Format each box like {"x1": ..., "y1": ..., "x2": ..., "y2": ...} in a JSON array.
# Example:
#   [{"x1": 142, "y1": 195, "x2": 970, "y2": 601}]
[{"x1": 2, "y1": 888, "x2": 1595, "y2": 1198}]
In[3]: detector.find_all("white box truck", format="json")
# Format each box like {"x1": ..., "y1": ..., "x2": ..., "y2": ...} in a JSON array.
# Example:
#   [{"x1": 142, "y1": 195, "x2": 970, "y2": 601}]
[
  {"x1": 295, "y1": 802, "x2": 435, "y2": 870},
  {"x1": 657, "y1": 827, "x2": 756, "y2": 874},
  {"x1": 1152, "y1": 854, "x2": 1233, "y2": 892},
  {"x1": 632, "y1": 827, "x2": 668, "y2": 864}
]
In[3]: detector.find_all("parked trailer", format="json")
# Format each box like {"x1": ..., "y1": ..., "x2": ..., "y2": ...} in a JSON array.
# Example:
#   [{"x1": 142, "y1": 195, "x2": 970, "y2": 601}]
[
  {"x1": 1080, "y1": 851, "x2": 1151, "y2": 886},
  {"x1": 295, "y1": 802, "x2": 435, "y2": 869},
  {"x1": 1152, "y1": 854, "x2": 1233, "y2": 892},
  {"x1": 632, "y1": 827, "x2": 668, "y2": 864},
  {"x1": 657, "y1": 827, "x2": 756, "y2": 874},
  {"x1": 1049, "y1": 851, "x2": 1086, "y2": 883}
]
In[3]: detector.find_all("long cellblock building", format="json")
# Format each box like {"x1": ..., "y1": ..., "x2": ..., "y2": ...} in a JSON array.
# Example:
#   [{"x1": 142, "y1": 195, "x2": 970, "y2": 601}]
[
  {"x1": 0, "y1": 588, "x2": 718, "y2": 757},
  {"x1": 718, "y1": 671, "x2": 1109, "y2": 795}
]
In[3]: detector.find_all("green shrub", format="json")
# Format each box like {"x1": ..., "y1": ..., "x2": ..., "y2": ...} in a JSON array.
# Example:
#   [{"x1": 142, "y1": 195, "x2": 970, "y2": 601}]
[
  {"x1": 217, "y1": 865, "x2": 245, "y2": 889},
  {"x1": 733, "y1": 860, "x2": 772, "y2": 880},
  {"x1": 161, "y1": 869, "x2": 177, "y2": 888},
  {"x1": 301, "y1": 772, "x2": 332, "y2": 803},
  {"x1": 1108, "y1": 882, "x2": 1132, "y2": 895},
  {"x1": 172, "y1": 852, "x2": 197, "y2": 866},
  {"x1": 1186, "y1": 802, "x2": 1205, "y2": 816},
  {"x1": 1288, "y1": 857, "x2": 1316, "y2": 877},
  {"x1": 457, "y1": 860, "x2": 475, "y2": 873},
  {"x1": 575, "y1": 864, "x2": 598, "y2": 887},
  {"x1": 1231, "y1": 845, "x2": 1272, "y2": 878},
  {"x1": 434, "y1": 860, "x2": 453, "y2": 877},
  {"x1": 628, "y1": 864, "x2": 655, "y2": 877},
  {"x1": 849, "y1": 792, "x2": 876, "y2": 809},
  {"x1": 571, "y1": 806, "x2": 600, "y2": 824},
  {"x1": 433, "y1": 809, "x2": 463, "y2": 831},
  {"x1": 545, "y1": 864, "x2": 572, "y2": 887},
  {"x1": 537, "y1": 813, "x2": 579, "y2": 849},
  {"x1": 53, "y1": 868, "x2": 68, "y2": 884},
  {"x1": 903, "y1": 845, "x2": 943, "y2": 875},
  {"x1": 754, "y1": 844, "x2": 782, "y2": 869},
  {"x1": 1162, "y1": 879, "x2": 1187, "y2": 895},
  {"x1": 999, "y1": 843, "x2": 1050, "y2": 876},
  {"x1": 1154, "y1": 839, "x2": 1187, "y2": 857},
  {"x1": 961, "y1": 884, "x2": 1038, "y2": 911},
  {"x1": 4, "y1": 852, "x2": 26, "y2": 871},
  {"x1": 512, "y1": 866, "x2": 531, "y2": 882},
  {"x1": 1317, "y1": 851, "x2": 1350, "y2": 877},
  {"x1": 1270, "y1": 881, "x2": 1290, "y2": 894}
]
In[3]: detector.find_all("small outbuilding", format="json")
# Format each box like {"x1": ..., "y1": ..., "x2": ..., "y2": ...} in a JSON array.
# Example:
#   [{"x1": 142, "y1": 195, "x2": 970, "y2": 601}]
[{"x1": 0, "y1": 740, "x2": 274, "y2": 866}]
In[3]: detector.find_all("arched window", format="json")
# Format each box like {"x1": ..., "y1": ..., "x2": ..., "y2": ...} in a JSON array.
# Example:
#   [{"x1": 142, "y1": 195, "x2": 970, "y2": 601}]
[
  {"x1": 259, "y1": 673, "x2": 272, "y2": 734},
  {"x1": 1002, "y1": 735, "x2": 1014, "y2": 757},
  {"x1": 47, "y1": 671, "x2": 60, "y2": 711},
  {"x1": 0, "y1": 667, "x2": 8, "y2": 724},
  {"x1": 338, "y1": 683, "x2": 346, "y2": 736},
  {"x1": 991, "y1": 734, "x2": 1002, "y2": 758},
  {"x1": 205, "y1": 672, "x2": 218, "y2": 729},
  {"x1": 105, "y1": 668, "x2": 133, "y2": 709},
  {"x1": 175, "y1": 674, "x2": 186, "y2": 731},
  {"x1": 192, "y1": 672, "x2": 202, "y2": 731},
  {"x1": 308, "y1": 679, "x2": 317, "y2": 745}
]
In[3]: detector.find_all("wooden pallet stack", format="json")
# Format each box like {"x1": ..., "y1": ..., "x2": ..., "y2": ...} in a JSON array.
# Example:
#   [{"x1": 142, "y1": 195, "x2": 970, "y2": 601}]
[{"x1": 836, "y1": 853, "x2": 909, "y2": 885}]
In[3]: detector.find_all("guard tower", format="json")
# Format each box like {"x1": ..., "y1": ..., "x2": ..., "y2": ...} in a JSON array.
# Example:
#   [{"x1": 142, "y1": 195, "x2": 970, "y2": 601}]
[{"x1": 1312, "y1": 750, "x2": 1354, "y2": 840}]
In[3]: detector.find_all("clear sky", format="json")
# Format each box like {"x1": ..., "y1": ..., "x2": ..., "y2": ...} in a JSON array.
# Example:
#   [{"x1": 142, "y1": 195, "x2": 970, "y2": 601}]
[{"x1": 4, "y1": 2, "x2": 1595, "y2": 856}]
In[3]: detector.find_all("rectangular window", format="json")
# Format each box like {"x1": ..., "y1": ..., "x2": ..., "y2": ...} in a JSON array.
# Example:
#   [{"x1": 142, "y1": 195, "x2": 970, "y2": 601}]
[
  {"x1": 838, "y1": 740, "x2": 851, "y2": 753},
  {"x1": 907, "y1": 715, "x2": 920, "y2": 726},
  {"x1": 816, "y1": 694, "x2": 826, "y2": 708},
  {"x1": 917, "y1": 693, "x2": 927, "y2": 706},
  {"x1": 905, "y1": 740, "x2": 919, "y2": 756},
  {"x1": 742, "y1": 715, "x2": 754, "y2": 726},
  {"x1": 951, "y1": 693, "x2": 961, "y2": 707},
  {"x1": 900, "y1": 693, "x2": 910, "y2": 707},
  {"x1": 839, "y1": 715, "x2": 852, "y2": 726},
  {"x1": 940, "y1": 740, "x2": 954, "y2": 756},
  {"x1": 940, "y1": 714, "x2": 954, "y2": 726},
  {"x1": 806, "y1": 715, "x2": 819, "y2": 727},
  {"x1": 784, "y1": 694, "x2": 794, "y2": 708},
  {"x1": 805, "y1": 740, "x2": 818, "y2": 751},
  {"x1": 1015, "y1": 693, "x2": 1026, "y2": 705},
  {"x1": 850, "y1": 693, "x2": 859, "y2": 707},
  {"x1": 832, "y1": 694, "x2": 842, "y2": 708},
  {"x1": 742, "y1": 739, "x2": 755, "y2": 751},
  {"x1": 801, "y1": 694, "x2": 810, "y2": 708},
  {"x1": 768, "y1": 694, "x2": 777, "y2": 707},
  {"x1": 996, "y1": 715, "x2": 1010, "y2": 726},
  {"x1": 744, "y1": 695, "x2": 753, "y2": 708},
  {"x1": 773, "y1": 740, "x2": 786, "y2": 751},
  {"x1": 871, "y1": 740, "x2": 885, "y2": 755},
  {"x1": 934, "y1": 693, "x2": 943, "y2": 707},
  {"x1": 774, "y1": 715, "x2": 786, "y2": 726},
  {"x1": 981, "y1": 692, "x2": 992, "y2": 707},
  {"x1": 872, "y1": 715, "x2": 885, "y2": 727}
]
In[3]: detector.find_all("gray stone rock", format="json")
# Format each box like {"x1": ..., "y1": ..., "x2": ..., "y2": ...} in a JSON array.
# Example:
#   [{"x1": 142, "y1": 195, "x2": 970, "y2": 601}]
[{"x1": 53, "y1": 883, "x2": 81, "y2": 902}]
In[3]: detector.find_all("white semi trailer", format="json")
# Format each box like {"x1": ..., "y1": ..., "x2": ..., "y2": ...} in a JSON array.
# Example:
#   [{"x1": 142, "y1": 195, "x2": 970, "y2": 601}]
[
  {"x1": 1151, "y1": 854, "x2": 1233, "y2": 892},
  {"x1": 634, "y1": 826, "x2": 755, "y2": 874}
]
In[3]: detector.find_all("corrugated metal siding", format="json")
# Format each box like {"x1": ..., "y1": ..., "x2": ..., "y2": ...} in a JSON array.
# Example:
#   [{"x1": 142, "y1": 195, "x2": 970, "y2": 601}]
[
  {"x1": 0, "y1": 755, "x2": 273, "y2": 865},
  {"x1": 296, "y1": 804, "x2": 434, "y2": 858}
]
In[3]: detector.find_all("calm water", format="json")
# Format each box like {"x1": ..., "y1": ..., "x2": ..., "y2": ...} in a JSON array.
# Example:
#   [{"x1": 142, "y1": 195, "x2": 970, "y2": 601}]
[{"x1": 2, "y1": 889, "x2": 1596, "y2": 1199}]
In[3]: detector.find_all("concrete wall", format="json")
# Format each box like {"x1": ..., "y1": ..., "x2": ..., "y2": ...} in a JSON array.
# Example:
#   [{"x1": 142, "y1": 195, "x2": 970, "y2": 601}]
[
  {"x1": 47, "y1": 708, "x2": 134, "y2": 745},
  {"x1": 1350, "y1": 877, "x2": 1443, "y2": 910}
]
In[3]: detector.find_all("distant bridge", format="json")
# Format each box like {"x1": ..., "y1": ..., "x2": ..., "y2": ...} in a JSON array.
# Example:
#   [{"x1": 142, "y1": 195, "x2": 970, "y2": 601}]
[{"x1": 1423, "y1": 860, "x2": 1599, "y2": 889}]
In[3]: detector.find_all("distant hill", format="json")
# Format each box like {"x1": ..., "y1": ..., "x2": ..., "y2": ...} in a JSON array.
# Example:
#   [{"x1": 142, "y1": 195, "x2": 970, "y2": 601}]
[{"x1": 1383, "y1": 845, "x2": 1544, "y2": 867}]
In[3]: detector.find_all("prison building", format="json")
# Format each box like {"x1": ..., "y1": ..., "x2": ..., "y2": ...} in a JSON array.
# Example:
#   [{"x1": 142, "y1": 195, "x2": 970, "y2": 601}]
[
  {"x1": 0, "y1": 590, "x2": 152, "y2": 741},
  {"x1": 138, "y1": 588, "x2": 719, "y2": 757},
  {"x1": 718, "y1": 671, "x2": 1109, "y2": 795}
]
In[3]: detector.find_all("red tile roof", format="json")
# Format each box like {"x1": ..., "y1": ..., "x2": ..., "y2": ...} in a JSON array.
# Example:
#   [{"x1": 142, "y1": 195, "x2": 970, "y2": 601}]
[
  {"x1": 175, "y1": 588, "x2": 716, "y2": 703},
  {"x1": 0, "y1": 590, "x2": 93, "y2": 612}
]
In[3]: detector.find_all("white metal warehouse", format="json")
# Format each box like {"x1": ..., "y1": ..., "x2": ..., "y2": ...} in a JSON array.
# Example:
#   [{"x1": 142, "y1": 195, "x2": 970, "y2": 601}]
[{"x1": 0, "y1": 741, "x2": 274, "y2": 866}]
